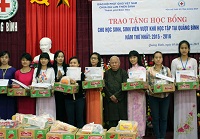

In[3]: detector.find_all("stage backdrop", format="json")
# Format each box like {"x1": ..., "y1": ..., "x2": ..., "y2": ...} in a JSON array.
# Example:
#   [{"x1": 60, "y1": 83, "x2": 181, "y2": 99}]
[
  {"x1": 26, "y1": 0, "x2": 76, "y2": 62},
  {"x1": 92, "y1": 0, "x2": 200, "y2": 55}
]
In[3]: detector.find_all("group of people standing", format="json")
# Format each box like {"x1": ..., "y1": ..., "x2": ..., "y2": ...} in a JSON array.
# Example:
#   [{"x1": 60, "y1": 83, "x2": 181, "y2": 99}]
[
  {"x1": 103, "y1": 40, "x2": 198, "y2": 139},
  {"x1": 0, "y1": 49, "x2": 105, "y2": 129},
  {"x1": 0, "y1": 40, "x2": 198, "y2": 139}
]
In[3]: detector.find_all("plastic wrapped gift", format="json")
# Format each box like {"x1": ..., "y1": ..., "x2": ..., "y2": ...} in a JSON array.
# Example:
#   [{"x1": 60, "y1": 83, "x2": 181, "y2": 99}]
[
  {"x1": 116, "y1": 120, "x2": 138, "y2": 132},
  {"x1": 50, "y1": 120, "x2": 77, "y2": 133},
  {"x1": 81, "y1": 123, "x2": 104, "y2": 134}
]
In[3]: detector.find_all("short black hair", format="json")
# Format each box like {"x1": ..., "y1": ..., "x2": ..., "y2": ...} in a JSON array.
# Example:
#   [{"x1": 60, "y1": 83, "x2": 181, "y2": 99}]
[
  {"x1": 21, "y1": 53, "x2": 32, "y2": 61},
  {"x1": 69, "y1": 56, "x2": 80, "y2": 64},
  {"x1": 0, "y1": 51, "x2": 10, "y2": 58},
  {"x1": 153, "y1": 51, "x2": 163, "y2": 58}
]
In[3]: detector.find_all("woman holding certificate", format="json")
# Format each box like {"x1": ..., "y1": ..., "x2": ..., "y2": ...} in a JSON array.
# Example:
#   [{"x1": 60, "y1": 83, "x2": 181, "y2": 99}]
[
  {"x1": 85, "y1": 52, "x2": 103, "y2": 124},
  {"x1": 171, "y1": 40, "x2": 198, "y2": 139},
  {"x1": 147, "y1": 51, "x2": 172, "y2": 139},
  {"x1": 65, "y1": 56, "x2": 85, "y2": 128},
  {"x1": 0, "y1": 51, "x2": 16, "y2": 119},
  {"x1": 127, "y1": 50, "x2": 146, "y2": 139},
  {"x1": 15, "y1": 53, "x2": 35, "y2": 114}
]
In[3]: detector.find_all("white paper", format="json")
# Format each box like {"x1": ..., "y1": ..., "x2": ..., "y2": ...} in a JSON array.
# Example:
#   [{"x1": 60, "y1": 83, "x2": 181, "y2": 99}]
[
  {"x1": 11, "y1": 79, "x2": 29, "y2": 89},
  {"x1": 67, "y1": 67, "x2": 81, "y2": 81},
  {"x1": 176, "y1": 70, "x2": 195, "y2": 82},
  {"x1": 128, "y1": 70, "x2": 146, "y2": 82},
  {"x1": 0, "y1": 79, "x2": 9, "y2": 86},
  {"x1": 155, "y1": 79, "x2": 168, "y2": 85},
  {"x1": 85, "y1": 67, "x2": 103, "y2": 81},
  {"x1": 156, "y1": 73, "x2": 174, "y2": 83},
  {"x1": 31, "y1": 83, "x2": 52, "y2": 89}
]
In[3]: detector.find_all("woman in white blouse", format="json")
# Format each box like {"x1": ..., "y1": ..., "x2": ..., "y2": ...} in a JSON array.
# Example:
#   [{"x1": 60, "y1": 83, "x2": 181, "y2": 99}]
[
  {"x1": 32, "y1": 52, "x2": 56, "y2": 118},
  {"x1": 171, "y1": 40, "x2": 198, "y2": 139}
]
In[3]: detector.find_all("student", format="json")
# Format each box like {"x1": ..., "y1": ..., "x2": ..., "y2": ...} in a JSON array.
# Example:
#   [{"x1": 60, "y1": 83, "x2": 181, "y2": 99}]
[
  {"x1": 147, "y1": 51, "x2": 171, "y2": 139},
  {"x1": 86, "y1": 52, "x2": 103, "y2": 124},
  {"x1": 32, "y1": 52, "x2": 56, "y2": 118},
  {"x1": 53, "y1": 50, "x2": 68, "y2": 122},
  {"x1": 0, "y1": 51, "x2": 16, "y2": 119},
  {"x1": 171, "y1": 40, "x2": 198, "y2": 139},
  {"x1": 104, "y1": 56, "x2": 128, "y2": 129},
  {"x1": 127, "y1": 50, "x2": 146, "y2": 139},
  {"x1": 15, "y1": 53, "x2": 35, "y2": 114},
  {"x1": 65, "y1": 56, "x2": 85, "y2": 128}
]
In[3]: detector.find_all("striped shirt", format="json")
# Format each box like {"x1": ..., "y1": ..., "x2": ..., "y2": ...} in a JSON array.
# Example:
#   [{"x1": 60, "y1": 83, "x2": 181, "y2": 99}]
[{"x1": 147, "y1": 65, "x2": 171, "y2": 98}]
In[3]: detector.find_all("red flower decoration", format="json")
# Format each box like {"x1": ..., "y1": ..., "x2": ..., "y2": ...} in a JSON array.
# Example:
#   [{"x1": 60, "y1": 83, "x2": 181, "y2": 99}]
[
  {"x1": 103, "y1": 63, "x2": 110, "y2": 71},
  {"x1": 104, "y1": 64, "x2": 108, "y2": 70},
  {"x1": 183, "y1": 124, "x2": 190, "y2": 129},
  {"x1": 147, "y1": 116, "x2": 152, "y2": 121},
  {"x1": 189, "y1": 112, "x2": 193, "y2": 116},
  {"x1": 178, "y1": 127, "x2": 184, "y2": 132},
  {"x1": 149, "y1": 61, "x2": 154, "y2": 66}
]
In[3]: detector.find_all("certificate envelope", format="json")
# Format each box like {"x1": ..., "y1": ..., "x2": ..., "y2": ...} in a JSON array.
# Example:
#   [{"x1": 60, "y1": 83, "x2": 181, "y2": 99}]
[
  {"x1": 128, "y1": 70, "x2": 146, "y2": 81},
  {"x1": 85, "y1": 67, "x2": 103, "y2": 80},
  {"x1": 176, "y1": 70, "x2": 195, "y2": 82},
  {"x1": 67, "y1": 67, "x2": 81, "y2": 81}
]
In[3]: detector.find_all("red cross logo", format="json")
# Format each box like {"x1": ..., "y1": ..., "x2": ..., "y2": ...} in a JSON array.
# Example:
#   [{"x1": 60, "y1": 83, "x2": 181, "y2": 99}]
[
  {"x1": 178, "y1": 1, "x2": 185, "y2": 7},
  {"x1": 179, "y1": 2, "x2": 184, "y2": 5},
  {"x1": 0, "y1": 0, "x2": 10, "y2": 12}
]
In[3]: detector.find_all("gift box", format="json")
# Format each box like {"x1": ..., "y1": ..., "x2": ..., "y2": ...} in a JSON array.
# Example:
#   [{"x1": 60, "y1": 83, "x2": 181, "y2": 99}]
[
  {"x1": 46, "y1": 129, "x2": 78, "y2": 139},
  {"x1": 106, "y1": 127, "x2": 137, "y2": 139},
  {"x1": 153, "y1": 84, "x2": 175, "y2": 93},
  {"x1": 7, "y1": 88, "x2": 30, "y2": 96},
  {"x1": 54, "y1": 82, "x2": 79, "y2": 94},
  {"x1": 122, "y1": 81, "x2": 148, "y2": 91},
  {"x1": 0, "y1": 126, "x2": 20, "y2": 139},
  {"x1": 0, "y1": 86, "x2": 7, "y2": 94},
  {"x1": 76, "y1": 129, "x2": 106, "y2": 139},
  {"x1": 82, "y1": 80, "x2": 104, "y2": 89},
  {"x1": 176, "y1": 81, "x2": 199, "y2": 90},
  {"x1": 18, "y1": 126, "x2": 50, "y2": 139},
  {"x1": 30, "y1": 89, "x2": 52, "y2": 97}
]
